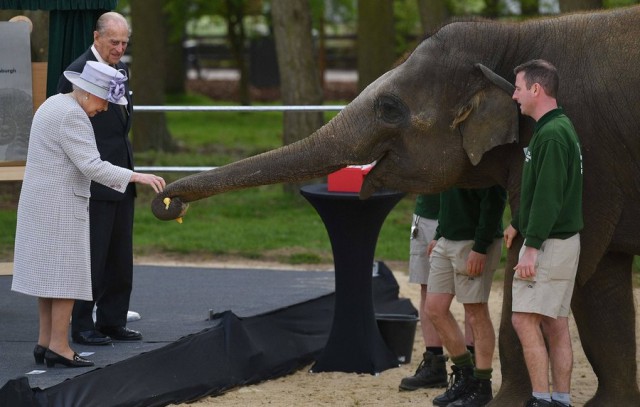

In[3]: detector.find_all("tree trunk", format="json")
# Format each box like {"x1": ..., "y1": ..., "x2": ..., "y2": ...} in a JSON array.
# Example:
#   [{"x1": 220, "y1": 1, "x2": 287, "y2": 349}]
[
  {"x1": 357, "y1": 0, "x2": 396, "y2": 92},
  {"x1": 271, "y1": 0, "x2": 324, "y2": 194},
  {"x1": 130, "y1": 0, "x2": 174, "y2": 151},
  {"x1": 520, "y1": 0, "x2": 539, "y2": 17},
  {"x1": 225, "y1": 0, "x2": 251, "y2": 105},
  {"x1": 165, "y1": 30, "x2": 185, "y2": 94},
  {"x1": 484, "y1": 0, "x2": 502, "y2": 18},
  {"x1": 560, "y1": 0, "x2": 602, "y2": 12},
  {"x1": 162, "y1": 0, "x2": 188, "y2": 94},
  {"x1": 416, "y1": 0, "x2": 449, "y2": 35}
]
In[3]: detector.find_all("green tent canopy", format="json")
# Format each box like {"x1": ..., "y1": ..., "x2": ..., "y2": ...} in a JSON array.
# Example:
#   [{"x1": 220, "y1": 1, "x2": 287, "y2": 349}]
[
  {"x1": 0, "y1": 0, "x2": 118, "y2": 96},
  {"x1": 0, "y1": 1, "x2": 116, "y2": 10}
]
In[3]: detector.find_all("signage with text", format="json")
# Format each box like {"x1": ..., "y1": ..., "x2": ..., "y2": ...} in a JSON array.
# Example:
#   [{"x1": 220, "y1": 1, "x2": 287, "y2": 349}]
[{"x1": 0, "y1": 21, "x2": 33, "y2": 164}]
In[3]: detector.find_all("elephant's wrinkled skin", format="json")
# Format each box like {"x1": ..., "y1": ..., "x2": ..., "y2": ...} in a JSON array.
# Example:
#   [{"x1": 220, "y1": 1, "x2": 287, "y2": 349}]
[{"x1": 153, "y1": 6, "x2": 640, "y2": 406}]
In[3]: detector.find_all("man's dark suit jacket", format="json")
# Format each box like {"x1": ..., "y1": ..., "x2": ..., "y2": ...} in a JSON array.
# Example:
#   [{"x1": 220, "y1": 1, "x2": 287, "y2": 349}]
[{"x1": 56, "y1": 49, "x2": 135, "y2": 201}]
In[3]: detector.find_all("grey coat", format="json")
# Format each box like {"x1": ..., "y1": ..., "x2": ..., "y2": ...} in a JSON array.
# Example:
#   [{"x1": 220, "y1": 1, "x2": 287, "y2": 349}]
[{"x1": 11, "y1": 94, "x2": 133, "y2": 300}]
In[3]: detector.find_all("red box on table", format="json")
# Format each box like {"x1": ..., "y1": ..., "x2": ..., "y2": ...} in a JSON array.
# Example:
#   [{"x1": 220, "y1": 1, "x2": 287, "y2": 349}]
[{"x1": 327, "y1": 165, "x2": 374, "y2": 193}]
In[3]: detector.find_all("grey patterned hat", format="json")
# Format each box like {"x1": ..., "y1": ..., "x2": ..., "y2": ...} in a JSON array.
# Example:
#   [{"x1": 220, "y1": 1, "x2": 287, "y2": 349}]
[{"x1": 64, "y1": 61, "x2": 128, "y2": 105}]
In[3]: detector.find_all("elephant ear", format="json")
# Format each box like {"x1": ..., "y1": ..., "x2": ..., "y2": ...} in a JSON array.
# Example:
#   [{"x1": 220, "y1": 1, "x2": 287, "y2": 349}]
[{"x1": 452, "y1": 63, "x2": 519, "y2": 166}]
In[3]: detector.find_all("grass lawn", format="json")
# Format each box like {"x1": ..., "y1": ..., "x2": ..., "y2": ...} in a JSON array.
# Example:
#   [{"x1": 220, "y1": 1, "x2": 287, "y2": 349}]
[
  {"x1": 132, "y1": 182, "x2": 416, "y2": 264},
  {"x1": 131, "y1": 93, "x2": 416, "y2": 264}
]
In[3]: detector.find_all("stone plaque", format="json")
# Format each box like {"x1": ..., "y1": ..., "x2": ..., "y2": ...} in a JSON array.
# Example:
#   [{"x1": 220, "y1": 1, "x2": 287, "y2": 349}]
[{"x1": 0, "y1": 21, "x2": 33, "y2": 163}]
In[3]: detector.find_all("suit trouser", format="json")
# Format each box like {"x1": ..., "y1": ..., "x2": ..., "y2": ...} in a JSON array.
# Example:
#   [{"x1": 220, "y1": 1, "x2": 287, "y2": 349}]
[{"x1": 72, "y1": 188, "x2": 135, "y2": 333}]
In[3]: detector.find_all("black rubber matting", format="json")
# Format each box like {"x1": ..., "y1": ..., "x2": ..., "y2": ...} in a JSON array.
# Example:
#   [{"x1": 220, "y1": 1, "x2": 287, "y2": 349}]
[{"x1": 0, "y1": 262, "x2": 414, "y2": 406}]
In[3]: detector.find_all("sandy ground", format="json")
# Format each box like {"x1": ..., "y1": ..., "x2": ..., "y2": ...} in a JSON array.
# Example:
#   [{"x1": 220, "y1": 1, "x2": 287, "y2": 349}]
[{"x1": 137, "y1": 256, "x2": 639, "y2": 407}]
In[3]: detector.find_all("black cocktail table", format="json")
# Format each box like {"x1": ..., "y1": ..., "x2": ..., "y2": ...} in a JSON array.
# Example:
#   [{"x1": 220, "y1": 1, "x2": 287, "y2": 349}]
[{"x1": 300, "y1": 183, "x2": 405, "y2": 374}]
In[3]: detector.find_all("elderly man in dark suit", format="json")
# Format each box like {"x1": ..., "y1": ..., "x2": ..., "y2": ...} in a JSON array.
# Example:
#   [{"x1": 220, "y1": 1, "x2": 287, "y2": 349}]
[{"x1": 57, "y1": 11, "x2": 140, "y2": 345}]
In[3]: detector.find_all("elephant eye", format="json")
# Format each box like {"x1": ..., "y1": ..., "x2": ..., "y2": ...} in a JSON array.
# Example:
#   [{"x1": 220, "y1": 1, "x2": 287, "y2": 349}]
[{"x1": 375, "y1": 94, "x2": 409, "y2": 126}]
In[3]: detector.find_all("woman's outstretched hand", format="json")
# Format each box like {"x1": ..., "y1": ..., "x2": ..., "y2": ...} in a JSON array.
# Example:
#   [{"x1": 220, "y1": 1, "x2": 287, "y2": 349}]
[{"x1": 131, "y1": 172, "x2": 166, "y2": 193}]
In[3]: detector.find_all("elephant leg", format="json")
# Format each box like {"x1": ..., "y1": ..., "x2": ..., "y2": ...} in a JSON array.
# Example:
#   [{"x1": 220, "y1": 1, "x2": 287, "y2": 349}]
[
  {"x1": 572, "y1": 252, "x2": 640, "y2": 406},
  {"x1": 490, "y1": 237, "x2": 532, "y2": 406}
]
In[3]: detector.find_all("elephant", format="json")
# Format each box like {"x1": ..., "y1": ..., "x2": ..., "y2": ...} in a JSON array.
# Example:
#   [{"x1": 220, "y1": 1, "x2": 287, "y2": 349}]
[{"x1": 152, "y1": 6, "x2": 640, "y2": 406}]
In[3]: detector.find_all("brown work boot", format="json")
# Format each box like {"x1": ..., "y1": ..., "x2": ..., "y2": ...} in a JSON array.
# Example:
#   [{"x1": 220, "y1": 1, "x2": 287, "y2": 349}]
[{"x1": 398, "y1": 351, "x2": 448, "y2": 391}]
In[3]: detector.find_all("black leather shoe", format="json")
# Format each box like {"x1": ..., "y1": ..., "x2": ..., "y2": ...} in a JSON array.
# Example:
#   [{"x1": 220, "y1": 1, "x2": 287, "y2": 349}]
[
  {"x1": 526, "y1": 397, "x2": 555, "y2": 407},
  {"x1": 98, "y1": 326, "x2": 142, "y2": 341},
  {"x1": 72, "y1": 329, "x2": 112, "y2": 346},
  {"x1": 44, "y1": 349, "x2": 94, "y2": 368},
  {"x1": 33, "y1": 344, "x2": 47, "y2": 365}
]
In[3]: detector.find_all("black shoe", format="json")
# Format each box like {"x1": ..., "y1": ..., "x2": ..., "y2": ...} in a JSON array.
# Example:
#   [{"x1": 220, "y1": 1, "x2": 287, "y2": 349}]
[
  {"x1": 399, "y1": 351, "x2": 448, "y2": 391},
  {"x1": 72, "y1": 329, "x2": 112, "y2": 346},
  {"x1": 552, "y1": 401, "x2": 573, "y2": 407},
  {"x1": 432, "y1": 365, "x2": 474, "y2": 406},
  {"x1": 44, "y1": 349, "x2": 94, "y2": 368},
  {"x1": 526, "y1": 397, "x2": 555, "y2": 407},
  {"x1": 99, "y1": 326, "x2": 142, "y2": 341},
  {"x1": 447, "y1": 376, "x2": 493, "y2": 407},
  {"x1": 33, "y1": 344, "x2": 47, "y2": 365}
]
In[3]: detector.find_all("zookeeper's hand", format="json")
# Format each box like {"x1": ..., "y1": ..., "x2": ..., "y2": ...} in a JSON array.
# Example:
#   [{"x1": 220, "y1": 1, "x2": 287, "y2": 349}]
[
  {"x1": 427, "y1": 239, "x2": 437, "y2": 256},
  {"x1": 467, "y1": 250, "x2": 487, "y2": 276},
  {"x1": 504, "y1": 224, "x2": 518, "y2": 249},
  {"x1": 514, "y1": 246, "x2": 538, "y2": 280}
]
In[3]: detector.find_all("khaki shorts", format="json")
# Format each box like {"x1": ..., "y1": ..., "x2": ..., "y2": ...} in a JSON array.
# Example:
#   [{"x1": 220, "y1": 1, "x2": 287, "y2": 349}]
[
  {"x1": 512, "y1": 234, "x2": 580, "y2": 318},
  {"x1": 427, "y1": 237, "x2": 502, "y2": 304},
  {"x1": 408, "y1": 215, "x2": 438, "y2": 285}
]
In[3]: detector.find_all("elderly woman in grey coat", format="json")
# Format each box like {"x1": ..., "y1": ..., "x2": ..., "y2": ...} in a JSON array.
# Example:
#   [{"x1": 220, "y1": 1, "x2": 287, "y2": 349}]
[{"x1": 11, "y1": 61, "x2": 165, "y2": 368}]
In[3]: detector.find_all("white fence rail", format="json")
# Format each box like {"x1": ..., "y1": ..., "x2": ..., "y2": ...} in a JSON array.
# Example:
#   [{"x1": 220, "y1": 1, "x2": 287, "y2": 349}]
[{"x1": 133, "y1": 105, "x2": 345, "y2": 112}]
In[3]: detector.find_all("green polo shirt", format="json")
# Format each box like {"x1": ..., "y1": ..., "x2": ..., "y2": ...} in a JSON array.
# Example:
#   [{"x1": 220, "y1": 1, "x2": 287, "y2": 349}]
[
  {"x1": 434, "y1": 186, "x2": 506, "y2": 254},
  {"x1": 414, "y1": 194, "x2": 440, "y2": 220},
  {"x1": 512, "y1": 108, "x2": 583, "y2": 249}
]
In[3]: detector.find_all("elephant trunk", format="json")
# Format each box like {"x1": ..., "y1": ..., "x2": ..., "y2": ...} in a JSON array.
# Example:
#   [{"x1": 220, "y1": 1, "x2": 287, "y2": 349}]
[{"x1": 151, "y1": 109, "x2": 375, "y2": 220}]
